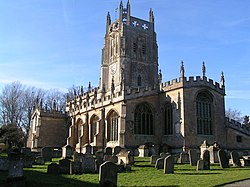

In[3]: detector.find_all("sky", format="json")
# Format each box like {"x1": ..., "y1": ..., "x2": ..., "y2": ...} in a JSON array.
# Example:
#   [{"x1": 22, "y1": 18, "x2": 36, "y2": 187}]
[{"x1": 0, "y1": 0, "x2": 250, "y2": 116}]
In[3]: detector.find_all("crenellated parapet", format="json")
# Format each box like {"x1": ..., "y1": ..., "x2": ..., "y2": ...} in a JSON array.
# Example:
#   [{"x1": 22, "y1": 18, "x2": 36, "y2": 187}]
[
  {"x1": 125, "y1": 84, "x2": 159, "y2": 100},
  {"x1": 226, "y1": 117, "x2": 250, "y2": 136},
  {"x1": 162, "y1": 76, "x2": 225, "y2": 95}
]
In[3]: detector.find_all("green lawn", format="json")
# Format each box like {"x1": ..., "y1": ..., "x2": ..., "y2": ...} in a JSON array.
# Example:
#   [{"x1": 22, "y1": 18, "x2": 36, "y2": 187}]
[{"x1": 0, "y1": 157, "x2": 250, "y2": 187}]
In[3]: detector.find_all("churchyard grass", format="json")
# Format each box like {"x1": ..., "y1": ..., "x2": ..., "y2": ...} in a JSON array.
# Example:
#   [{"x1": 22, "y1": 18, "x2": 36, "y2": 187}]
[{"x1": 1, "y1": 157, "x2": 250, "y2": 186}]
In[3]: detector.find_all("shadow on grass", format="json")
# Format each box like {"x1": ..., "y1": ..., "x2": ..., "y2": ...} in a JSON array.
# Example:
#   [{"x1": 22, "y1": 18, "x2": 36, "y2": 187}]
[
  {"x1": 134, "y1": 164, "x2": 155, "y2": 168},
  {"x1": 214, "y1": 178, "x2": 250, "y2": 187},
  {"x1": 176, "y1": 172, "x2": 221, "y2": 175},
  {"x1": 0, "y1": 170, "x2": 98, "y2": 187}
]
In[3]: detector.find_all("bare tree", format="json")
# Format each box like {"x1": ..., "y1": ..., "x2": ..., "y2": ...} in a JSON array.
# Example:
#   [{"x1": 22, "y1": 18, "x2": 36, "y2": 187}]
[
  {"x1": 44, "y1": 89, "x2": 66, "y2": 112},
  {"x1": 225, "y1": 107, "x2": 243, "y2": 122}
]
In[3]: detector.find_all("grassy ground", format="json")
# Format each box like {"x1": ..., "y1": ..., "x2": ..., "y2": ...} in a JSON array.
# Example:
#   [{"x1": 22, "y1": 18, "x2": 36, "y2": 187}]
[{"x1": 0, "y1": 157, "x2": 250, "y2": 187}]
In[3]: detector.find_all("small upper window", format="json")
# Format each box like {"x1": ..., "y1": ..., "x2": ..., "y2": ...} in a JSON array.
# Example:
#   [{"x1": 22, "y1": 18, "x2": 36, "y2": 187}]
[
  {"x1": 133, "y1": 42, "x2": 137, "y2": 53},
  {"x1": 236, "y1": 135, "x2": 242, "y2": 143},
  {"x1": 142, "y1": 45, "x2": 146, "y2": 55}
]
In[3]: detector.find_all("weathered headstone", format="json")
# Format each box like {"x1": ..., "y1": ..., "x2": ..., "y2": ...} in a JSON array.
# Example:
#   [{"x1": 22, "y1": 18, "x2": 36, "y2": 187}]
[
  {"x1": 21, "y1": 147, "x2": 31, "y2": 155},
  {"x1": 21, "y1": 155, "x2": 33, "y2": 168},
  {"x1": 104, "y1": 155, "x2": 113, "y2": 162},
  {"x1": 59, "y1": 158, "x2": 72, "y2": 174},
  {"x1": 230, "y1": 151, "x2": 241, "y2": 167},
  {"x1": 110, "y1": 155, "x2": 118, "y2": 163},
  {"x1": 52, "y1": 148, "x2": 62, "y2": 158},
  {"x1": 105, "y1": 147, "x2": 112, "y2": 155},
  {"x1": 113, "y1": 146, "x2": 122, "y2": 155},
  {"x1": 73, "y1": 152, "x2": 84, "y2": 162},
  {"x1": 203, "y1": 150, "x2": 210, "y2": 170},
  {"x1": 117, "y1": 150, "x2": 134, "y2": 165},
  {"x1": 160, "y1": 152, "x2": 166, "y2": 158},
  {"x1": 218, "y1": 149, "x2": 229, "y2": 168},
  {"x1": 8, "y1": 152, "x2": 24, "y2": 179},
  {"x1": 99, "y1": 161, "x2": 117, "y2": 187},
  {"x1": 180, "y1": 152, "x2": 189, "y2": 164},
  {"x1": 35, "y1": 156, "x2": 45, "y2": 165},
  {"x1": 196, "y1": 159, "x2": 204, "y2": 171},
  {"x1": 72, "y1": 161, "x2": 82, "y2": 174},
  {"x1": 209, "y1": 146, "x2": 219, "y2": 163},
  {"x1": 155, "y1": 158, "x2": 164, "y2": 169},
  {"x1": 82, "y1": 155, "x2": 95, "y2": 173},
  {"x1": 189, "y1": 149, "x2": 198, "y2": 166},
  {"x1": 200, "y1": 140, "x2": 209, "y2": 159},
  {"x1": 62, "y1": 145, "x2": 73, "y2": 159},
  {"x1": 83, "y1": 144, "x2": 92, "y2": 154},
  {"x1": 95, "y1": 150, "x2": 104, "y2": 170},
  {"x1": 41, "y1": 147, "x2": 52, "y2": 162},
  {"x1": 150, "y1": 155, "x2": 159, "y2": 164},
  {"x1": 0, "y1": 157, "x2": 9, "y2": 171},
  {"x1": 138, "y1": 145, "x2": 149, "y2": 157},
  {"x1": 47, "y1": 163, "x2": 60, "y2": 175},
  {"x1": 164, "y1": 155, "x2": 174, "y2": 174}
]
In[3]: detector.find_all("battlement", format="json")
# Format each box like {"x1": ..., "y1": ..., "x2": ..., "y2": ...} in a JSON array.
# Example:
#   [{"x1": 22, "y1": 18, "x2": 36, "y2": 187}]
[
  {"x1": 125, "y1": 84, "x2": 159, "y2": 100},
  {"x1": 226, "y1": 117, "x2": 250, "y2": 136},
  {"x1": 162, "y1": 76, "x2": 225, "y2": 95}
]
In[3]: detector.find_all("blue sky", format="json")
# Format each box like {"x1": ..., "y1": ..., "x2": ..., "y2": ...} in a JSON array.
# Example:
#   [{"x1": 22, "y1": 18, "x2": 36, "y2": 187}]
[{"x1": 0, "y1": 0, "x2": 250, "y2": 115}]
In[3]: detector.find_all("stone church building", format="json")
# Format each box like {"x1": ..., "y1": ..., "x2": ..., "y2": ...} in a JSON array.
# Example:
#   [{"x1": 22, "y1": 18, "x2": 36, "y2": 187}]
[{"x1": 28, "y1": 1, "x2": 250, "y2": 154}]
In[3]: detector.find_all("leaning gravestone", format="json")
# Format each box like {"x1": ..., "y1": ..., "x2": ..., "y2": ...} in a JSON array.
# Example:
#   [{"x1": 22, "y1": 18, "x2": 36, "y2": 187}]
[
  {"x1": 164, "y1": 155, "x2": 174, "y2": 174},
  {"x1": 99, "y1": 161, "x2": 117, "y2": 187},
  {"x1": 59, "y1": 158, "x2": 72, "y2": 174},
  {"x1": 155, "y1": 158, "x2": 164, "y2": 169},
  {"x1": 189, "y1": 149, "x2": 198, "y2": 166},
  {"x1": 218, "y1": 149, "x2": 229, "y2": 168},
  {"x1": 0, "y1": 157, "x2": 9, "y2": 171},
  {"x1": 231, "y1": 151, "x2": 241, "y2": 167},
  {"x1": 41, "y1": 147, "x2": 52, "y2": 162},
  {"x1": 150, "y1": 155, "x2": 159, "y2": 164},
  {"x1": 47, "y1": 163, "x2": 60, "y2": 175},
  {"x1": 82, "y1": 154, "x2": 95, "y2": 173},
  {"x1": 203, "y1": 150, "x2": 210, "y2": 170}
]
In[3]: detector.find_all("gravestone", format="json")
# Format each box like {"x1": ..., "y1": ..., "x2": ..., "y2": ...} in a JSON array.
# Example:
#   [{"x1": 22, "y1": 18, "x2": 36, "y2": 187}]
[
  {"x1": 189, "y1": 149, "x2": 198, "y2": 166},
  {"x1": 83, "y1": 144, "x2": 92, "y2": 154},
  {"x1": 0, "y1": 157, "x2": 9, "y2": 171},
  {"x1": 99, "y1": 161, "x2": 117, "y2": 187},
  {"x1": 104, "y1": 155, "x2": 113, "y2": 162},
  {"x1": 36, "y1": 156, "x2": 45, "y2": 165},
  {"x1": 180, "y1": 152, "x2": 189, "y2": 163},
  {"x1": 117, "y1": 150, "x2": 134, "y2": 165},
  {"x1": 105, "y1": 147, "x2": 112, "y2": 155},
  {"x1": 47, "y1": 163, "x2": 60, "y2": 175},
  {"x1": 138, "y1": 145, "x2": 149, "y2": 157},
  {"x1": 160, "y1": 152, "x2": 166, "y2": 158},
  {"x1": 59, "y1": 158, "x2": 72, "y2": 174},
  {"x1": 52, "y1": 148, "x2": 62, "y2": 158},
  {"x1": 8, "y1": 152, "x2": 24, "y2": 179},
  {"x1": 72, "y1": 161, "x2": 82, "y2": 174},
  {"x1": 230, "y1": 151, "x2": 241, "y2": 167},
  {"x1": 82, "y1": 155, "x2": 95, "y2": 173},
  {"x1": 21, "y1": 147, "x2": 31, "y2": 155},
  {"x1": 200, "y1": 140, "x2": 209, "y2": 159},
  {"x1": 41, "y1": 147, "x2": 52, "y2": 162},
  {"x1": 164, "y1": 155, "x2": 174, "y2": 174},
  {"x1": 196, "y1": 159, "x2": 204, "y2": 171},
  {"x1": 113, "y1": 146, "x2": 122, "y2": 155},
  {"x1": 95, "y1": 151, "x2": 104, "y2": 170},
  {"x1": 209, "y1": 146, "x2": 219, "y2": 163},
  {"x1": 21, "y1": 155, "x2": 33, "y2": 168},
  {"x1": 155, "y1": 158, "x2": 164, "y2": 169},
  {"x1": 149, "y1": 146, "x2": 156, "y2": 156},
  {"x1": 150, "y1": 155, "x2": 159, "y2": 164},
  {"x1": 218, "y1": 149, "x2": 229, "y2": 168},
  {"x1": 74, "y1": 152, "x2": 84, "y2": 162},
  {"x1": 110, "y1": 155, "x2": 118, "y2": 163},
  {"x1": 203, "y1": 150, "x2": 210, "y2": 170},
  {"x1": 62, "y1": 145, "x2": 73, "y2": 159}
]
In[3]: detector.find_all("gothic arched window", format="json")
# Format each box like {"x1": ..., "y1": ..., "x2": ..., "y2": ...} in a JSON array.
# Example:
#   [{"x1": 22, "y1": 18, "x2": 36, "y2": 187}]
[
  {"x1": 134, "y1": 103, "x2": 154, "y2": 135},
  {"x1": 196, "y1": 92, "x2": 213, "y2": 135},
  {"x1": 164, "y1": 103, "x2": 173, "y2": 135},
  {"x1": 107, "y1": 111, "x2": 119, "y2": 141},
  {"x1": 90, "y1": 115, "x2": 99, "y2": 143},
  {"x1": 137, "y1": 75, "x2": 142, "y2": 86}
]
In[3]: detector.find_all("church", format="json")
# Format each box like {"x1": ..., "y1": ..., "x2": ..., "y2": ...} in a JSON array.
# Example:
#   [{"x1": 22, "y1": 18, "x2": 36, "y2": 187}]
[{"x1": 28, "y1": 1, "x2": 250, "y2": 154}]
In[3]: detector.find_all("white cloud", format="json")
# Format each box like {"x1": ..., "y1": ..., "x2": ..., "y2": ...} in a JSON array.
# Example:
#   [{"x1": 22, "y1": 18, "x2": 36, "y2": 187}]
[{"x1": 226, "y1": 90, "x2": 250, "y2": 100}]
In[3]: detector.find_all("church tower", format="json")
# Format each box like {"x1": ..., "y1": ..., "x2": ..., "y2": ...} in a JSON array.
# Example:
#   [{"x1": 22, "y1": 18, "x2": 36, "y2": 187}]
[{"x1": 100, "y1": 0, "x2": 158, "y2": 92}]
